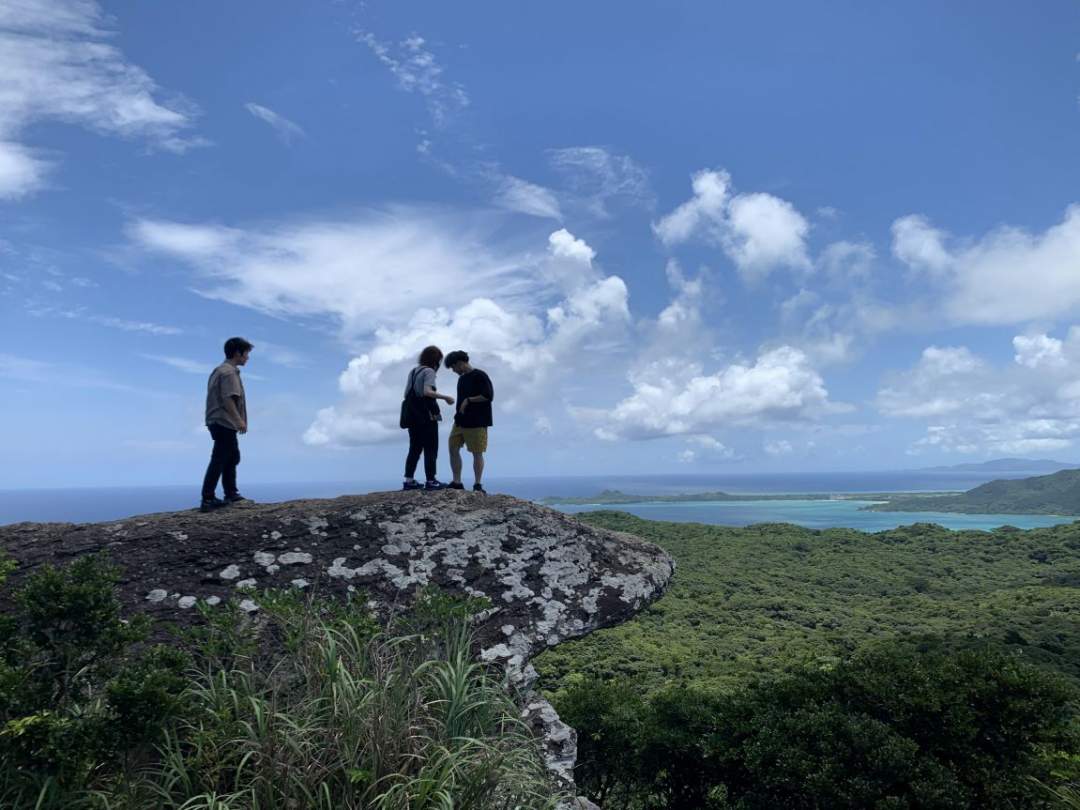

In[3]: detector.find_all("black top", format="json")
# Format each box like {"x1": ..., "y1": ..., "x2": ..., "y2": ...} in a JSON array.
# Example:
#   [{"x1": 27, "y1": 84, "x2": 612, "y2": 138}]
[{"x1": 454, "y1": 369, "x2": 494, "y2": 428}]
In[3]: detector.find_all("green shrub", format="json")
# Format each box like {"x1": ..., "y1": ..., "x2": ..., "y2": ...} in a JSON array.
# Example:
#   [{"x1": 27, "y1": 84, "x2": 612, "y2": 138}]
[{"x1": 560, "y1": 644, "x2": 1079, "y2": 809}]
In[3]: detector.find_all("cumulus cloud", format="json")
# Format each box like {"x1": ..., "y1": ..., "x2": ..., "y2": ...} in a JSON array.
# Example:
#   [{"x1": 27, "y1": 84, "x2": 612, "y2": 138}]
[
  {"x1": 891, "y1": 206, "x2": 1080, "y2": 324},
  {"x1": 359, "y1": 32, "x2": 469, "y2": 127},
  {"x1": 764, "y1": 439, "x2": 794, "y2": 456},
  {"x1": 653, "y1": 169, "x2": 811, "y2": 280},
  {"x1": 879, "y1": 333, "x2": 1080, "y2": 456},
  {"x1": 244, "y1": 102, "x2": 304, "y2": 144},
  {"x1": 0, "y1": 0, "x2": 202, "y2": 198},
  {"x1": 297, "y1": 228, "x2": 629, "y2": 446},
  {"x1": 587, "y1": 345, "x2": 838, "y2": 441}
]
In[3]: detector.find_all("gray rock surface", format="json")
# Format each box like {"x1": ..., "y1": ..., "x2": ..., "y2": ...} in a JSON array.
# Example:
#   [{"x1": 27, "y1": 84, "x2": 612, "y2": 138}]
[{"x1": 0, "y1": 490, "x2": 674, "y2": 804}]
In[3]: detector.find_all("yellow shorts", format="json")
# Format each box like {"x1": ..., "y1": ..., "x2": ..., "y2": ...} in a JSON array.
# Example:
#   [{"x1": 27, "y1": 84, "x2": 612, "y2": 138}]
[{"x1": 449, "y1": 425, "x2": 488, "y2": 454}]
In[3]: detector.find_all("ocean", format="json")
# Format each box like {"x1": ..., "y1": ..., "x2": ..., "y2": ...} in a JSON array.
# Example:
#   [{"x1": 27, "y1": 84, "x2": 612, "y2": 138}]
[{"x1": 0, "y1": 470, "x2": 1075, "y2": 532}]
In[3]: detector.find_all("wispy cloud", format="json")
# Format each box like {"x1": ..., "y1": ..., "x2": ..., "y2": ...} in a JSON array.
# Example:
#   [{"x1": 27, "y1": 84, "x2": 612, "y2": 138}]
[
  {"x1": 358, "y1": 32, "x2": 469, "y2": 128},
  {"x1": 548, "y1": 146, "x2": 652, "y2": 217},
  {"x1": 0, "y1": 0, "x2": 204, "y2": 199},
  {"x1": 26, "y1": 303, "x2": 183, "y2": 335},
  {"x1": 492, "y1": 175, "x2": 562, "y2": 220},
  {"x1": 141, "y1": 354, "x2": 205, "y2": 374},
  {"x1": 244, "y1": 102, "x2": 305, "y2": 144}
]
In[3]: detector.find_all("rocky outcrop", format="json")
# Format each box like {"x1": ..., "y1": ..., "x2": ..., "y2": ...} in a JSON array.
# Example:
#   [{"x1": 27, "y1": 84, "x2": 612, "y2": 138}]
[{"x1": 0, "y1": 490, "x2": 674, "y2": 801}]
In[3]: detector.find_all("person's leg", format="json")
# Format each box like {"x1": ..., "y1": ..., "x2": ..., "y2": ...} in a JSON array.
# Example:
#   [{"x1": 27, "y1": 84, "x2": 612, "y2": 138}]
[
  {"x1": 449, "y1": 430, "x2": 464, "y2": 484},
  {"x1": 405, "y1": 426, "x2": 424, "y2": 479},
  {"x1": 423, "y1": 422, "x2": 439, "y2": 481},
  {"x1": 222, "y1": 429, "x2": 240, "y2": 498},
  {"x1": 202, "y1": 425, "x2": 227, "y2": 500},
  {"x1": 472, "y1": 451, "x2": 485, "y2": 485}
]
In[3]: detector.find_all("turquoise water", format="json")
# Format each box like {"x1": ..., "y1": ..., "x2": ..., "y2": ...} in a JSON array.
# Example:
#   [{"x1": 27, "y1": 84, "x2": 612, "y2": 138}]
[{"x1": 554, "y1": 499, "x2": 1079, "y2": 532}]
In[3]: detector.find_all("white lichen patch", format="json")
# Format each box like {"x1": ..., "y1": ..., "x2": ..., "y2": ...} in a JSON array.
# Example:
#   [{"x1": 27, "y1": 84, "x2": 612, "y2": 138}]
[
  {"x1": 206, "y1": 596, "x2": 221, "y2": 606},
  {"x1": 270, "y1": 530, "x2": 282, "y2": 540},
  {"x1": 253, "y1": 551, "x2": 276, "y2": 567},
  {"x1": 307, "y1": 517, "x2": 329, "y2": 536},
  {"x1": 239, "y1": 599, "x2": 258, "y2": 613},
  {"x1": 278, "y1": 552, "x2": 312, "y2": 565},
  {"x1": 502, "y1": 624, "x2": 515, "y2": 636},
  {"x1": 601, "y1": 573, "x2": 654, "y2": 603},
  {"x1": 219, "y1": 564, "x2": 241, "y2": 580},
  {"x1": 178, "y1": 596, "x2": 197, "y2": 609},
  {"x1": 146, "y1": 589, "x2": 167, "y2": 603},
  {"x1": 266, "y1": 564, "x2": 280, "y2": 574},
  {"x1": 291, "y1": 578, "x2": 309, "y2": 589},
  {"x1": 235, "y1": 578, "x2": 257, "y2": 589},
  {"x1": 170, "y1": 531, "x2": 188, "y2": 541}
]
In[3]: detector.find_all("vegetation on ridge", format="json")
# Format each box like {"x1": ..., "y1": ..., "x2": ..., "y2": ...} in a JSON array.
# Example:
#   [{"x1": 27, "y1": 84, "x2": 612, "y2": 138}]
[
  {"x1": 0, "y1": 555, "x2": 561, "y2": 809},
  {"x1": 534, "y1": 512, "x2": 1080, "y2": 808},
  {"x1": 868, "y1": 468, "x2": 1080, "y2": 515}
]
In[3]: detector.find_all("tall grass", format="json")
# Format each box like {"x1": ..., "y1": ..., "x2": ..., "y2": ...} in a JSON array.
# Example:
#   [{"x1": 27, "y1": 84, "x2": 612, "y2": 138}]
[
  {"x1": 1, "y1": 573, "x2": 563, "y2": 810},
  {"x1": 133, "y1": 590, "x2": 562, "y2": 810}
]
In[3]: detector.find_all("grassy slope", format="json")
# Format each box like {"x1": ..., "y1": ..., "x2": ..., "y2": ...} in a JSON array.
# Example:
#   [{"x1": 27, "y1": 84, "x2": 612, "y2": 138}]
[
  {"x1": 533, "y1": 513, "x2": 1080, "y2": 694},
  {"x1": 870, "y1": 468, "x2": 1080, "y2": 514}
]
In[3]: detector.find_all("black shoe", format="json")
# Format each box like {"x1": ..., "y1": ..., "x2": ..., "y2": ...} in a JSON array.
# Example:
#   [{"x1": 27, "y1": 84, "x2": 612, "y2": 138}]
[
  {"x1": 425, "y1": 480, "x2": 447, "y2": 491},
  {"x1": 200, "y1": 497, "x2": 226, "y2": 513},
  {"x1": 224, "y1": 493, "x2": 247, "y2": 504},
  {"x1": 473, "y1": 483, "x2": 486, "y2": 494},
  {"x1": 448, "y1": 482, "x2": 465, "y2": 490},
  {"x1": 403, "y1": 479, "x2": 423, "y2": 491}
]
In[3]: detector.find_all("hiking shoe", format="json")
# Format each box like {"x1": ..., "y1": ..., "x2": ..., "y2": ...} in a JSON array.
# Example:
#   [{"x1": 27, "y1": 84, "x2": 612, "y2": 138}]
[
  {"x1": 472, "y1": 483, "x2": 486, "y2": 494},
  {"x1": 402, "y1": 480, "x2": 423, "y2": 491},
  {"x1": 200, "y1": 497, "x2": 226, "y2": 513},
  {"x1": 425, "y1": 480, "x2": 447, "y2": 491},
  {"x1": 448, "y1": 482, "x2": 465, "y2": 490},
  {"x1": 224, "y1": 493, "x2": 248, "y2": 504}
]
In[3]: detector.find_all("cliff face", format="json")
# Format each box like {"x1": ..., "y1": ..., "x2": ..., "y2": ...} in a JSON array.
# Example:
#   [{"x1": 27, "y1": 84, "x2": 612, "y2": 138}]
[{"x1": 0, "y1": 490, "x2": 674, "y2": 801}]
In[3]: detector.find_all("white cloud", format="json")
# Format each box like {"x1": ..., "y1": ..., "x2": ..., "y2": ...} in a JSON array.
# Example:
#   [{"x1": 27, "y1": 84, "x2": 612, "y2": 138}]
[
  {"x1": 1013, "y1": 333, "x2": 1067, "y2": 369},
  {"x1": 892, "y1": 206, "x2": 1080, "y2": 324},
  {"x1": 653, "y1": 169, "x2": 810, "y2": 280},
  {"x1": 129, "y1": 209, "x2": 549, "y2": 338},
  {"x1": 244, "y1": 102, "x2": 304, "y2": 144},
  {"x1": 494, "y1": 175, "x2": 562, "y2": 220},
  {"x1": 590, "y1": 346, "x2": 838, "y2": 441},
  {"x1": 142, "y1": 354, "x2": 205, "y2": 374},
  {"x1": 891, "y1": 215, "x2": 951, "y2": 275},
  {"x1": 764, "y1": 439, "x2": 794, "y2": 456},
  {"x1": 548, "y1": 146, "x2": 652, "y2": 216},
  {"x1": 819, "y1": 240, "x2": 875, "y2": 280},
  {"x1": 359, "y1": 31, "x2": 469, "y2": 127},
  {"x1": 0, "y1": 0, "x2": 202, "y2": 198},
  {"x1": 880, "y1": 334, "x2": 1080, "y2": 456},
  {"x1": 91, "y1": 315, "x2": 182, "y2": 335}
]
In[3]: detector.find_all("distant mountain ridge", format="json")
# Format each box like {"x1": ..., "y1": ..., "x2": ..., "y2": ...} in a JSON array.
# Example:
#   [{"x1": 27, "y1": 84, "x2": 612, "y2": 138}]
[
  {"x1": 917, "y1": 458, "x2": 1075, "y2": 473},
  {"x1": 869, "y1": 468, "x2": 1080, "y2": 515}
]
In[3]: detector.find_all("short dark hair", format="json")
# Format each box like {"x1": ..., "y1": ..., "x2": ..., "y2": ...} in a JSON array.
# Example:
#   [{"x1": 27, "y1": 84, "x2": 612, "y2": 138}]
[
  {"x1": 444, "y1": 350, "x2": 469, "y2": 368},
  {"x1": 418, "y1": 345, "x2": 443, "y2": 369},
  {"x1": 223, "y1": 337, "x2": 254, "y2": 359}
]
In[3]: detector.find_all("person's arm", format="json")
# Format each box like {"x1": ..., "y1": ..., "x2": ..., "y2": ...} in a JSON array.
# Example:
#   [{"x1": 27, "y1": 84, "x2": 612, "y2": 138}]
[
  {"x1": 224, "y1": 396, "x2": 247, "y2": 433},
  {"x1": 422, "y1": 375, "x2": 454, "y2": 405}
]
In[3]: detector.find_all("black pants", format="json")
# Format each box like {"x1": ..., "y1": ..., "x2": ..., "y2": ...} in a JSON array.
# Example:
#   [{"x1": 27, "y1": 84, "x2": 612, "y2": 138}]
[
  {"x1": 202, "y1": 424, "x2": 240, "y2": 500},
  {"x1": 405, "y1": 421, "x2": 438, "y2": 481}
]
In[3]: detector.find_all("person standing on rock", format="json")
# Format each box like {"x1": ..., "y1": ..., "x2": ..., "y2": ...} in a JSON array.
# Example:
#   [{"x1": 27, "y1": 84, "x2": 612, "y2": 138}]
[
  {"x1": 402, "y1": 345, "x2": 454, "y2": 491},
  {"x1": 444, "y1": 350, "x2": 494, "y2": 494},
  {"x1": 200, "y1": 337, "x2": 253, "y2": 512}
]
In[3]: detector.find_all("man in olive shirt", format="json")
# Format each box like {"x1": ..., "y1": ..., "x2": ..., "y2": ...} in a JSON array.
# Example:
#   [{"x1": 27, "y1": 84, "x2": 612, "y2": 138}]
[
  {"x1": 201, "y1": 337, "x2": 253, "y2": 512},
  {"x1": 444, "y1": 350, "x2": 494, "y2": 493}
]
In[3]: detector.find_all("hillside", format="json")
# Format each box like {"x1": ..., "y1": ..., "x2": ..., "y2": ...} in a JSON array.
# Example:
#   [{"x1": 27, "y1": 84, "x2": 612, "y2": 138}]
[
  {"x1": 869, "y1": 467, "x2": 1080, "y2": 514},
  {"x1": 533, "y1": 512, "x2": 1080, "y2": 693}
]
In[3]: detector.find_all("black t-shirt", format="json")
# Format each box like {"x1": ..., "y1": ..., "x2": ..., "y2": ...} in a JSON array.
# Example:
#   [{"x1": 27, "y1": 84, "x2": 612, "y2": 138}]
[{"x1": 455, "y1": 369, "x2": 494, "y2": 428}]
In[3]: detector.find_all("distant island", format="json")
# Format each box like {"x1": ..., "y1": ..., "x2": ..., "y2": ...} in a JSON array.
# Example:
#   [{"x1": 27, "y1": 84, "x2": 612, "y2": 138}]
[
  {"x1": 868, "y1": 468, "x2": 1080, "y2": 515},
  {"x1": 542, "y1": 489, "x2": 891, "y2": 506},
  {"x1": 916, "y1": 457, "x2": 1076, "y2": 473}
]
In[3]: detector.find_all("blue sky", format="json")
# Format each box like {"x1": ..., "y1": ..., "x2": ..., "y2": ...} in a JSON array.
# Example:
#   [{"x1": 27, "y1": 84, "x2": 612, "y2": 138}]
[{"x1": 2, "y1": 0, "x2": 1079, "y2": 488}]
